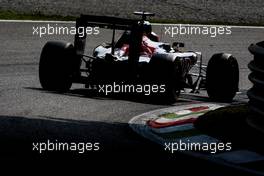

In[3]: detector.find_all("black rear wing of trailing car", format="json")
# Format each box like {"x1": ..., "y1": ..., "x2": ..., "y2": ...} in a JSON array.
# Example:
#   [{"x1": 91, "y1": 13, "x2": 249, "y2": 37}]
[{"x1": 74, "y1": 14, "x2": 144, "y2": 70}]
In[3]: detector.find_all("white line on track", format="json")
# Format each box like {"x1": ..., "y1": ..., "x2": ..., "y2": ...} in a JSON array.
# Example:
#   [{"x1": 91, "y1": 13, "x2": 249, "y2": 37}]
[
  {"x1": 0, "y1": 19, "x2": 75, "y2": 24},
  {"x1": 0, "y1": 19, "x2": 263, "y2": 29},
  {"x1": 152, "y1": 23, "x2": 264, "y2": 29}
]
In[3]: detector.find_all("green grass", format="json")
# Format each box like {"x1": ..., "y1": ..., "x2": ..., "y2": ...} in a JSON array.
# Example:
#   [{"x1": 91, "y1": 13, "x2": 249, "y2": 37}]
[{"x1": 0, "y1": 10, "x2": 75, "y2": 21}]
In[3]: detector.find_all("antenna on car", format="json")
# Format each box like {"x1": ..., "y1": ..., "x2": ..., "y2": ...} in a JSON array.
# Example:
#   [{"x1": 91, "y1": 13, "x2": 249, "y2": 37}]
[{"x1": 133, "y1": 11, "x2": 155, "y2": 21}]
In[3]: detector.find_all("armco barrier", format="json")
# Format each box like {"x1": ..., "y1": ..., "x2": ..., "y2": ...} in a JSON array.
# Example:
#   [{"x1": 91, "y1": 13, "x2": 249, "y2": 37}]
[{"x1": 248, "y1": 41, "x2": 264, "y2": 116}]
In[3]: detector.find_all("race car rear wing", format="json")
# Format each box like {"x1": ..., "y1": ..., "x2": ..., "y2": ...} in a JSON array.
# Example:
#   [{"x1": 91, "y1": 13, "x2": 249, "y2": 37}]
[
  {"x1": 74, "y1": 14, "x2": 138, "y2": 56},
  {"x1": 77, "y1": 14, "x2": 137, "y2": 30}
]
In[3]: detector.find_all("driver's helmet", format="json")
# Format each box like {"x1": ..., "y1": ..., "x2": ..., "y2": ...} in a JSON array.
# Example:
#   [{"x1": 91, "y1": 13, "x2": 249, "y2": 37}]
[{"x1": 142, "y1": 21, "x2": 152, "y2": 35}]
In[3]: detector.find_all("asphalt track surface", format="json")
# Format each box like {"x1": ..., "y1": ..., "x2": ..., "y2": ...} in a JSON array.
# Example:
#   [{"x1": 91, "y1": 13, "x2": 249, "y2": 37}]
[
  {"x1": 0, "y1": 21, "x2": 263, "y2": 170},
  {"x1": 1, "y1": 0, "x2": 264, "y2": 24}
]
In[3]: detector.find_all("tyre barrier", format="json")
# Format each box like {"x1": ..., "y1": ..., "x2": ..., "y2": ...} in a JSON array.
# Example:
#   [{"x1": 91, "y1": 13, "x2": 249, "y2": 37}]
[{"x1": 248, "y1": 41, "x2": 264, "y2": 116}]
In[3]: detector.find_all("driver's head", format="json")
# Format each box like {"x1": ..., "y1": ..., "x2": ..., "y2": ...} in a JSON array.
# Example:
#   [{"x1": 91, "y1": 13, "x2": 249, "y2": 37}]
[{"x1": 142, "y1": 21, "x2": 152, "y2": 35}]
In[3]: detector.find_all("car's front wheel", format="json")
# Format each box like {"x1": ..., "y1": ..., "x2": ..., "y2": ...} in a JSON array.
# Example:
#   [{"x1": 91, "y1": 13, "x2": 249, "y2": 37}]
[{"x1": 206, "y1": 53, "x2": 239, "y2": 102}]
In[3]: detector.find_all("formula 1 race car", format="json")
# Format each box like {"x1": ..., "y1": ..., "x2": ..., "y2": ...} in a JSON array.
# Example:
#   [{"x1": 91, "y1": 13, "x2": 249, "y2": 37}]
[{"x1": 39, "y1": 12, "x2": 239, "y2": 103}]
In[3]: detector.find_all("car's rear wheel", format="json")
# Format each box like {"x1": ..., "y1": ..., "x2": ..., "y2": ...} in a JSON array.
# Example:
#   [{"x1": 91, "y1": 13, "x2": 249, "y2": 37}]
[
  {"x1": 39, "y1": 41, "x2": 75, "y2": 92},
  {"x1": 206, "y1": 53, "x2": 239, "y2": 102}
]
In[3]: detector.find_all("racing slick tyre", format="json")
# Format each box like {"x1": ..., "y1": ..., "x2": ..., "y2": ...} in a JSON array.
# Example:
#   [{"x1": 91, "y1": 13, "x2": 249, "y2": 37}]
[
  {"x1": 206, "y1": 53, "x2": 239, "y2": 102},
  {"x1": 149, "y1": 54, "x2": 181, "y2": 104},
  {"x1": 39, "y1": 41, "x2": 75, "y2": 92}
]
